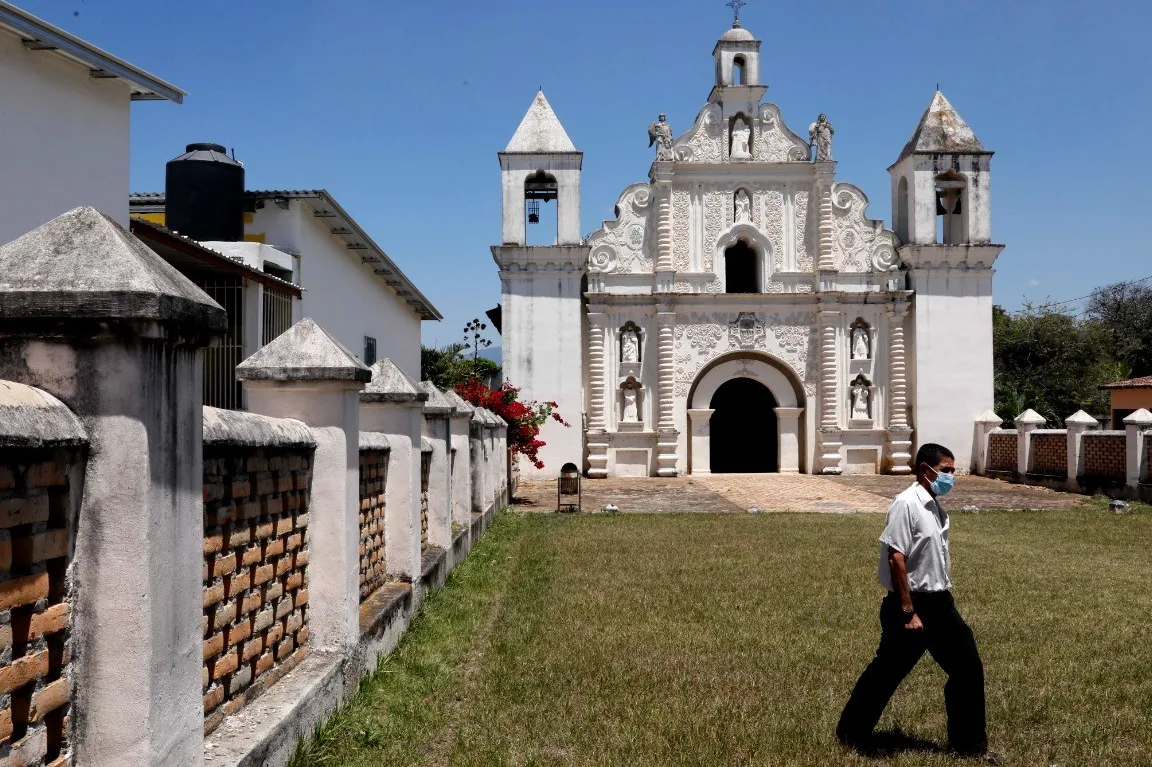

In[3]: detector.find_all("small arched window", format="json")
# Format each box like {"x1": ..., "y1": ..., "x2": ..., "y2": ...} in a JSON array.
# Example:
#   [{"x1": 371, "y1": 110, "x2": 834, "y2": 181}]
[
  {"x1": 724, "y1": 241, "x2": 758, "y2": 294},
  {"x1": 896, "y1": 177, "x2": 909, "y2": 242},
  {"x1": 733, "y1": 56, "x2": 746, "y2": 85}
]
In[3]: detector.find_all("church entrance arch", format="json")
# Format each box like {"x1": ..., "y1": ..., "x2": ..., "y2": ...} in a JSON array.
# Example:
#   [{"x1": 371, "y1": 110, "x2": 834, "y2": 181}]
[
  {"x1": 686, "y1": 353, "x2": 805, "y2": 474},
  {"x1": 709, "y1": 377, "x2": 778, "y2": 472}
]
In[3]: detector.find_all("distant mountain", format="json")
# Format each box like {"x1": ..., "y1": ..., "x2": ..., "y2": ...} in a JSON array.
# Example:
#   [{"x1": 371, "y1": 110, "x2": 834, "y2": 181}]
[{"x1": 479, "y1": 346, "x2": 502, "y2": 364}]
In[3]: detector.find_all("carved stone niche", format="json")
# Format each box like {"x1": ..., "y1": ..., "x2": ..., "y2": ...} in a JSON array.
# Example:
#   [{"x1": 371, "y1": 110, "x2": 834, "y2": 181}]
[
  {"x1": 730, "y1": 114, "x2": 753, "y2": 161},
  {"x1": 848, "y1": 373, "x2": 875, "y2": 429},
  {"x1": 620, "y1": 321, "x2": 642, "y2": 378},
  {"x1": 849, "y1": 318, "x2": 872, "y2": 362},
  {"x1": 619, "y1": 376, "x2": 644, "y2": 432}
]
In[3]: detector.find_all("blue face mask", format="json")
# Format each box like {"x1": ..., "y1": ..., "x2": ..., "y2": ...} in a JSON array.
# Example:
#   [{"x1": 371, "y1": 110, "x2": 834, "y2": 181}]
[{"x1": 930, "y1": 470, "x2": 956, "y2": 496}]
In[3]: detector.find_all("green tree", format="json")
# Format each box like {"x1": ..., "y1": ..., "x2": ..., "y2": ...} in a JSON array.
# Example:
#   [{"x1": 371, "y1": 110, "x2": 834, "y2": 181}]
[
  {"x1": 420, "y1": 342, "x2": 499, "y2": 389},
  {"x1": 993, "y1": 303, "x2": 1122, "y2": 424},
  {"x1": 1085, "y1": 280, "x2": 1152, "y2": 379}
]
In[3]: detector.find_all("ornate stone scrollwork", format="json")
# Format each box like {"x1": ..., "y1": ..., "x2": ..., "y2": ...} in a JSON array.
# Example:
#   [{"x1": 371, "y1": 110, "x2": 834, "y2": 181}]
[
  {"x1": 729, "y1": 312, "x2": 766, "y2": 349},
  {"x1": 585, "y1": 184, "x2": 653, "y2": 274},
  {"x1": 755, "y1": 103, "x2": 810, "y2": 162},
  {"x1": 830, "y1": 183, "x2": 900, "y2": 274},
  {"x1": 673, "y1": 104, "x2": 723, "y2": 163}
]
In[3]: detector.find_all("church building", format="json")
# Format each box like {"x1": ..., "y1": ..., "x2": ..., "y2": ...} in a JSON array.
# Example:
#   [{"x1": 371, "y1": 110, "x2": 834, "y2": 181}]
[{"x1": 493, "y1": 20, "x2": 1003, "y2": 478}]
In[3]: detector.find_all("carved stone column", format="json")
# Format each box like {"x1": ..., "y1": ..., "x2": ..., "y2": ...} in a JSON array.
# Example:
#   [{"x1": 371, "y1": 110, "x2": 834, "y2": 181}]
[
  {"x1": 655, "y1": 305, "x2": 679, "y2": 476},
  {"x1": 586, "y1": 311, "x2": 609, "y2": 478},
  {"x1": 818, "y1": 299, "x2": 842, "y2": 473},
  {"x1": 651, "y1": 165, "x2": 675, "y2": 293},
  {"x1": 815, "y1": 164, "x2": 837, "y2": 272},
  {"x1": 885, "y1": 299, "x2": 913, "y2": 474}
]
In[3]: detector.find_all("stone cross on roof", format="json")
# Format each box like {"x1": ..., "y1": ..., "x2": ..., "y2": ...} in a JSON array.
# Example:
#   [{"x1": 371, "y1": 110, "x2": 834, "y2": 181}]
[{"x1": 726, "y1": 0, "x2": 747, "y2": 25}]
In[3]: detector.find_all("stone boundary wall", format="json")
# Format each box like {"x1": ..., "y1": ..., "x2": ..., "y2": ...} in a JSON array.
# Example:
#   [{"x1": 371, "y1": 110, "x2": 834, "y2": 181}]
[
  {"x1": 202, "y1": 407, "x2": 315, "y2": 734},
  {"x1": 358, "y1": 434, "x2": 389, "y2": 603},
  {"x1": 974, "y1": 409, "x2": 1152, "y2": 501},
  {"x1": 0, "y1": 382, "x2": 86, "y2": 767},
  {"x1": 987, "y1": 431, "x2": 1016, "y2": 472},
  {"x1": 1082, "y1": 431, "x2": 1126, "y2": 481},
  {"x1": 1030, "y1": 431, "x2": 1067, "y2": 476}
]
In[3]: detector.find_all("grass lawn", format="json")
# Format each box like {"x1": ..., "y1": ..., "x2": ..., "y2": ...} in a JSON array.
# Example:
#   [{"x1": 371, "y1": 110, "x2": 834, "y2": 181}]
[{"x1": 290, "y1": 504, "x2": 1152, "y2": 766}]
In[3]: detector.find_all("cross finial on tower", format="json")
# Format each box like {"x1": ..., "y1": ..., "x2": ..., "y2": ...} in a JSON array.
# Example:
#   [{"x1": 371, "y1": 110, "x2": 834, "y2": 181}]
[{"x1": 726, "y1": 0, "x2": 746, "y2": 26}]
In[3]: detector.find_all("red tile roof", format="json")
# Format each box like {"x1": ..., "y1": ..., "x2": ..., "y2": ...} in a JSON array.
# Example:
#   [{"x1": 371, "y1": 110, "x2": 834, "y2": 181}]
[{"x1": 1101, "y1": 375, "x2": 1152, "y2": 390}]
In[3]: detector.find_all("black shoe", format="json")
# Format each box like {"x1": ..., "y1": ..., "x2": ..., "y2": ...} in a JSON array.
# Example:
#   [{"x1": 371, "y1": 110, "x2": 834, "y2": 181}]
[{"x1": 952, "y1": 748, "x2": 1003, "y2": 764}]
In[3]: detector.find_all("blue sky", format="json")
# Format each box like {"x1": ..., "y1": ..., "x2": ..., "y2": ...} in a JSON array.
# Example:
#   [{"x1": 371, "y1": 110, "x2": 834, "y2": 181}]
[{"x1": 21, "y1": 0, "x2": 1151, "y2": 343}]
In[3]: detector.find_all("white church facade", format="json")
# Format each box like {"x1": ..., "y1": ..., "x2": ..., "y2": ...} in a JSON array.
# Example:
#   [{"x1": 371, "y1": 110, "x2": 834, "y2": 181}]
[{"x1": 493, "y1": 22, "x2": 1003, "y2": 478}]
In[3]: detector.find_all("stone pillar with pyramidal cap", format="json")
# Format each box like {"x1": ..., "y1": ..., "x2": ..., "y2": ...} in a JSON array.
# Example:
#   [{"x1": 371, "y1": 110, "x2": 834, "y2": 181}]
[
  {"x1": 358, "y1": 359, "x2": 426, "y2": 581},
  {"x1": 0, "y1": 207, "x2": 227, "y2": 767},
  {"x1": 442, "y1": 389, "x2": 476, "y2": 531},
  {"x1": 416, "y1": 382, "x2": 454, "y2": 550},
  {"x1": 237, "y1": 317, "x2": 370, "y2": 656}
]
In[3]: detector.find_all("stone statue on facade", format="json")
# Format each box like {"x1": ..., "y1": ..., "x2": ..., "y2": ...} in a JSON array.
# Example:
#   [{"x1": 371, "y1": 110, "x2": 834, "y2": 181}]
[
  {"x1": 730, "y1": 118, "x2": 752, "y2": 160},
  {"x1": 851, "y1": 323, "x2": 870, "y2": 360},
  {"x1": 622, "y1": 386, "x2": 639, "y2": 423},
  {"x1": 809, "y1": 113, "x2": 834, "y2": 161},
  {"x1": 734, "y1": 189, "x2": 752, "y2": 223},
  {"x1": 648, "y1": 114, "x2": 674, "y2": 161},
  {"x1": 621, "y1": 325, "x2": 640, "y2": 363},
  {"x1": 851, "y1": 375, "x2": 871, "y2": 420}
]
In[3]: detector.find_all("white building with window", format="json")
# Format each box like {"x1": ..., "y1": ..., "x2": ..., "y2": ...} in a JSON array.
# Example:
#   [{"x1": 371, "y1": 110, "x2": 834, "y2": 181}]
[
  {"x1": 131, "y1": 188, "x2": 440, "y2": 381},
  {"x1": 0, "y1": 0, "x2": 183, "y2": 244},
  {"x1": 494, "y1": 22, "x2": 1003, "y2": 478}
]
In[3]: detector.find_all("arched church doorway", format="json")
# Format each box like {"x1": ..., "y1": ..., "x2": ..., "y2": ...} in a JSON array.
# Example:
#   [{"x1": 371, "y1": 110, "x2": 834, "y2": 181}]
[{"x1": 709, "y1": 377, "x2": 779, "y2": 473}]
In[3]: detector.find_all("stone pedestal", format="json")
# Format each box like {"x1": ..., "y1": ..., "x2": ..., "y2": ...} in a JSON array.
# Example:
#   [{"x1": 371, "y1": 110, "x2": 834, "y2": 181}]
[
  {"x1": 1123, "y1": 409, "x2": 1152, "y2": 490},
  {"x1": 775, "y1": 407, "x2": 804, "y2": 473},
  {"x1": 359, "y1": 359, "x2": 426, "y2": 581},
  {"x1": 417, "y1": 383, "x2": 454, "y2": 549},
  {"x1": 443, "y1": 390, "x2": 476, "y2": 530},
  {"x1": 687, "y1": 409, "x2": 715, "y2": 474},
  {"x1": 1015, "y1": 409, "x2": 1046, "y2": 475},
  {"x1": 237, "y1": 318, "x2": 370, "y2": 656},
  {"x1": 972, "y1": 410, "x2": 1003, "y2": 475},
  {"x1": 1065, "y1": 410, "x2": 1098, "y2": 491},
  {"x1": 0, "y1": 207, "x2": 228, "y2": 766},
  {"x1": 819, "y1": 428, "x2": 843, "y2": 475}
]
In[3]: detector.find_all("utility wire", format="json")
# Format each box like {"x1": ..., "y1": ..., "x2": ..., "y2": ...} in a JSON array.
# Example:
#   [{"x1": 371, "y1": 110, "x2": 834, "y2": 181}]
[{"x1": 1043, "y1": 273, "x2": 1152, "y2": 308}]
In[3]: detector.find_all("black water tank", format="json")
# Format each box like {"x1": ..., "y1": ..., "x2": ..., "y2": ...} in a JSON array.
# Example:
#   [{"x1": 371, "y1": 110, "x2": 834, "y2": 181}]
[{"x1": 165, "y1": 143, "x2": 244, "y2": 242}]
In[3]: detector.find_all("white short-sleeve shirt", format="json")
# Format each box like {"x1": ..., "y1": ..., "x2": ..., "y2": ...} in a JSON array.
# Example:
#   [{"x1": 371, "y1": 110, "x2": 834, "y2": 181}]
[{"x1": 877, "y1": 482, "x2": 951, "y2": 593}]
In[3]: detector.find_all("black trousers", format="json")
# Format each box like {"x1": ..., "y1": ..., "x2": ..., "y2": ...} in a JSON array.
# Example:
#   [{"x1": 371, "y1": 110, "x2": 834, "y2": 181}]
[{"x1": 837, "y1": 590, "x2": 987, "y2": 755}]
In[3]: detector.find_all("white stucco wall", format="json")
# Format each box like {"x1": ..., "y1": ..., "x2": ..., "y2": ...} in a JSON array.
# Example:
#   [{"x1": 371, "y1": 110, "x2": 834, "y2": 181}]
[
  {"x1": 249, "y1": 203, "x2": 422, "y2": 377},
  {"x1": 500, "y1": 268, "x2": 584, "y2": 477},
  {"x1": 0, "y1": 31, "x2": 131, "y2": 244},
  {"x1": 908, "y1": 268, "x2": 995, "y2": 472}
]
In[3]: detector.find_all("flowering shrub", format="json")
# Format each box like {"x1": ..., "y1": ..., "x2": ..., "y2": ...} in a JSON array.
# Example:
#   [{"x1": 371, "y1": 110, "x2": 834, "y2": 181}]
[{"x1": 455, "y1": 379, "x2": 569, "y2": 470}]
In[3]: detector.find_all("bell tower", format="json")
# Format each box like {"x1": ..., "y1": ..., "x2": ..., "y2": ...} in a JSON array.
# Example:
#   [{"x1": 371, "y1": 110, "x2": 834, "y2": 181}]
[
  {"x1": 889, "y1": 91, "x2": 1004, "y2": 471},
  {"x1": 492, "y1": 90, "x2": 587, "y2": 477}
]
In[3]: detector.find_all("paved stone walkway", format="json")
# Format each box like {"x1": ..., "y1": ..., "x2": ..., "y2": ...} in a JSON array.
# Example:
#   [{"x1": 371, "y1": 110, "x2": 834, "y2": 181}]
[{"x1": 514, "y1": 473, "x2": 1089, "y2": 514}]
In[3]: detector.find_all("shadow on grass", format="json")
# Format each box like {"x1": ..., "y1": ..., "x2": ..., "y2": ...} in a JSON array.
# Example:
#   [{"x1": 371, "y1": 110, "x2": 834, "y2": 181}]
[{"x1": 845, "y1": 727, "x2": 947, "y2": 759}]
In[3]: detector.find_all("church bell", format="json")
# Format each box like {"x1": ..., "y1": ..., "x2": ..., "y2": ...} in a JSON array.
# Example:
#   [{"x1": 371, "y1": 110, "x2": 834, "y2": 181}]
[{"x1": 527, "y1": 199, "x2": 540, "y2": 224}]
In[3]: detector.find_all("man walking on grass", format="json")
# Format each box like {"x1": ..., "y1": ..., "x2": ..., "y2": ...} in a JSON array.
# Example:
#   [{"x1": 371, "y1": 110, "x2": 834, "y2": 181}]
[{"x1": 837, "y1": 443, "x2": 1000, "y2": 763}]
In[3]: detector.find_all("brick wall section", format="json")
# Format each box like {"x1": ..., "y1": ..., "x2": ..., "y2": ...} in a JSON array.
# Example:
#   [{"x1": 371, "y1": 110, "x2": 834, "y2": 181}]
[
  {"x1": 1030, "y1": 432, "x2": 1067, "y2": 476},
  {"x1": 988, "y1": 431, "x2": 1017, "y2": 472},
  {"x1": 359, "y1": 450, "x2": 388, "y2": 601},
  {"x1": 0, "y1": 449, "x2": 76, "y2": 766},
  {"x1": 1147, "y1": 434, "x2": 1152, "y2": 481},
  {"x1": 1082, "y1": 432, "x2": 1126, "y2": 480},
  {"x1": 203, "y1": 447, "x2": 312, "y2": 734},
  {"x1": 420, "y1": 447, "x2": 432, "y2": 549}
]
